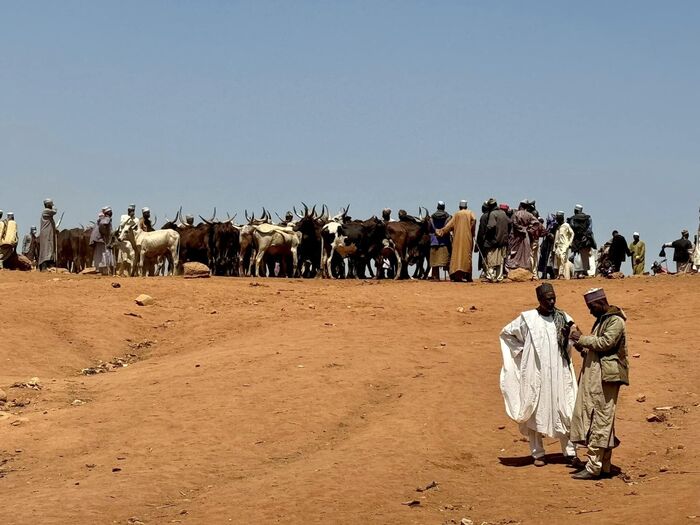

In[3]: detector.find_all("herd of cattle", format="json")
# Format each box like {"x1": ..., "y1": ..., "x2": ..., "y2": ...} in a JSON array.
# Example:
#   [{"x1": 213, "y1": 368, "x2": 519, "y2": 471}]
[{"x1": 57, "y1": 205, "x2": 434, "y2": 279}]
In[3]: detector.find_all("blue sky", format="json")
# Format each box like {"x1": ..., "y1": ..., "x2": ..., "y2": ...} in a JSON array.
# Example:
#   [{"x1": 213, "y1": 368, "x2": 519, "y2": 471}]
[{"x1": 2, "y1": 2, "x2": 699, "y2": 266}]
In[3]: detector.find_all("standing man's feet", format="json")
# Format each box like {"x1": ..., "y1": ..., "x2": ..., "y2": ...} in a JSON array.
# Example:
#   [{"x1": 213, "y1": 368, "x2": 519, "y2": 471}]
[
  {"x1": 571, "y1": 469, "x2": 599, "y2": 480},
  {"x1": 566, "y1": 456, "x2": 585, "y2": 469},
  {"x1": 533, "y1": 458, "x2": 546, "y2": 467}
]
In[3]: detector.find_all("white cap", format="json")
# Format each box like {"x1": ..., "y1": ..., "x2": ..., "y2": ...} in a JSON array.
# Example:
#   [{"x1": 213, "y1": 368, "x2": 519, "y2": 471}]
[{"x1": 633, "y1": 232, "x2": 639, "y2": 236}]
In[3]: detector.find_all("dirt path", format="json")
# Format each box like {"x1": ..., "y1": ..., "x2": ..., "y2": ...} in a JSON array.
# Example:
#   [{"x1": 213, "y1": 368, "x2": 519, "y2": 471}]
[{"x1": 1, "y1": 272, "x2": 698, "y2": 524}]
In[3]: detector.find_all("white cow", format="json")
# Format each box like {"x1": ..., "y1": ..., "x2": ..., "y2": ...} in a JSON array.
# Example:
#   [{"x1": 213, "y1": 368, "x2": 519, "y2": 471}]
[
  {"x1": 252, "y1": 223, "x2": 301, "y2": 277},
  {"x1": 120, "y1": 219, "x2": 180, "y2": 276}
]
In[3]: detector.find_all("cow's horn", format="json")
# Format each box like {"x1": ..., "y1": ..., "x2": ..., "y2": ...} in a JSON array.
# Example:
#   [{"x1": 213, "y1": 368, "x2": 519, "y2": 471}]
[
  {"x1": 293, "y1": 206, "x2": 304, "y2": 219},
  {"x1": 199, "y1": 215, "x2": 213, "y2": 225}
]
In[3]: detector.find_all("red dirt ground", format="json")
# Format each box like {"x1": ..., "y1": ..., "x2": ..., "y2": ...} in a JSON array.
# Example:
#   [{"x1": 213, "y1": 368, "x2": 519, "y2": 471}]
[{"x1": 0, "y1": 272, "x2": 698, "y2": 524}]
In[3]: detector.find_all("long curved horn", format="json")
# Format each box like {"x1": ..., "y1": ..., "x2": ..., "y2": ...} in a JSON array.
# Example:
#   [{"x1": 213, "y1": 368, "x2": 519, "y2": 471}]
[
  {"x1": 310, "y1": 204, "x2": 316, "y2": 218},
  {"x1": 293, "y1": 206, "x2": 304, "y2": 219},
  {"x1": 209, "y1": 207, "x2": 217, "y2": 222},
  {"x1": 320, "y1": 204, "x2": 329, "y2": 221},
  {"x1": 227, "y1": 213, "x2": 237, "y2": 224},
  {"x1": 199, "y1": 215, "x2": 214, "y2": 225},
  {"x1": 245, "y1": 210, "x2": 250, "y2": 222},
  {"x1": 275, "y1": 212, "x2": 284, "y2": 222},
  {"x1": 175, "y1": 206, "x2": 182, "y2": 223},
  {"x1": 152, "y1": 215, "x2": 158, "y2": 228}
]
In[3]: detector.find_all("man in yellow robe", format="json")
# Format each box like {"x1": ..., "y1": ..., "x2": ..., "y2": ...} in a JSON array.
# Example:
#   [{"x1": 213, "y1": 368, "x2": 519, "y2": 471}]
[
  {"x1": 436, "y1": 200, "x2": 476, "y2": 282},
  {"x1": 628, "y1": 233, "x2": 645, "y2": 275}
]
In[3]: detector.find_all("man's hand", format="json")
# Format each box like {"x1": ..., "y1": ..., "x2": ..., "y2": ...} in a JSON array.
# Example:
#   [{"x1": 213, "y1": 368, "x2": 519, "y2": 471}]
[{"x1": 570, "y1": 327, "x2": 582, "y2": 343}]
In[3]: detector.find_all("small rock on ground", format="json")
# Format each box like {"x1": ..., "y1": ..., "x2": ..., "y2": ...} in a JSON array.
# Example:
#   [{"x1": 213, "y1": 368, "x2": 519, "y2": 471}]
[{"x1": 135, "y1": 294, "x2": 154, "y2": 306}]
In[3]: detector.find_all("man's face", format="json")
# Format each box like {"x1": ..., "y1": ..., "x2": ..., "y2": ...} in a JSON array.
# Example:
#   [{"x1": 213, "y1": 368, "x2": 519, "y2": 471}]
[
  {"x1": 538, "y1": 291, "x2": 556, "y2": 314},
  {"x1": 143, "y1": 211, "x2": 150, "y2": 219},
  {"x1": 586, "y1": 299, "x2": 607, "y2": 317},
  {"x1": 556, "y1": 215, "x2": 564, "y2": 225},
  {"x1": 633, "y1": 235, "x2": 639, "y2": 242},
  {"x1": 128, "y1": 209, "x2": 135, "y2": 217}
]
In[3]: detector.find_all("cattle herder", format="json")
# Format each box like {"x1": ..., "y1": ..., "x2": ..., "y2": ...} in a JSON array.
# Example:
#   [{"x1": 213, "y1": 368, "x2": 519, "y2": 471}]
[
  {"x1": 476, "y1": 198, "x2": 509, "y2": 282},
  {"x1": 499, "y1": 283, "x2": 580, "y2": 467},
  {"x1": 90, "y1": 207, "x2": 115, "y2": 275},
  {"x1": 38, "y1": 198, "x2": 58, "y2": 271},
  {"x1": 428, "y1": 201, "x2": 450, "y2": 280},
  {"x1": 0, "y1": 212, "x2": 19, "y2": 269},
  {"x1": 120, "y1": 204, "x2": 136, "y2": 230},
  {"x1": 139, "y1": 207, "x2": 155, "y2": 232},
  {"x1": 22, "y1": 225, "x2": 39, "y2": 265},
  {"x1": 629, "y1": 232, "x2": 645, "y2": 275},
  {"x1": 569, "y1": 288, "x2": 629, "y2": 480},
  {"x1": 436, "y1": 200, "x2": 476, "y2": 282}
]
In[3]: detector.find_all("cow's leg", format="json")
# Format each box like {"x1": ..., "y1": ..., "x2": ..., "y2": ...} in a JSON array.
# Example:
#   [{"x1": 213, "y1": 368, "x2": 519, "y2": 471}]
[
  {"x1": 326, "y1": 248, "x2": 335, "y2": 279},
  {"x1": 255, "y1": 249, "x2": 265, "y2": 277},
  {"x1": 394, "y1": 249, "x2": 403, "y2": 280},
  {"x1": 291, "y1": 248, "x2": 299, "y2": 278}
]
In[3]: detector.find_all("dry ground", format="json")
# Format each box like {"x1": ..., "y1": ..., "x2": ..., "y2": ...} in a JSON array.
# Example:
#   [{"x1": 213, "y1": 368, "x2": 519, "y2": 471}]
[{"x1": 0, "y1": 271, "x2": 698, "y2": 524}]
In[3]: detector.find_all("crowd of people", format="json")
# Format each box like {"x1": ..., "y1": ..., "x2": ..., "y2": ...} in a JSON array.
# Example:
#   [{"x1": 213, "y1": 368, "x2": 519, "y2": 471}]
[
  {"x1": 0, "y1": 198, "x2": 699, "y2": 278},
  {"x1": 427, "y1": 199, "x2": 699, "y2": 282}
]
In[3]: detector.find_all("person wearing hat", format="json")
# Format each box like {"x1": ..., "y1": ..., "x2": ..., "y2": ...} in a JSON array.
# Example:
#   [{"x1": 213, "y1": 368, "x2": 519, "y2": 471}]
[
  {"x1": 569, "y1": 288, "x2": 629, "y2": 480},
  {"x1": 90, "y1": 207, "x2": 115, "y2": 275},
  {"x1": 505, "y1": 200, "x2": 541, "y2": 274},
  {"x1": 0, "y1": 211, "x2": 19, "y2": 269},
  {"x1": 381, "y1": 208, "x2": 392, "y2": 222},
  {"x1": 22, "y1": 225, "x2": 40, "y2": 265},
  {"x1": 552, "y1": 212, "x2": 574, "y2": 279},
  {"x1": 628, "y1": 233, "x2": 645, "y2": 275},
  {"x1": 662, "y1": 229, "x2": 693, "y2": 273},
  {"x1": 476, "y1": 198, "x2": 509, "y2": 282},
  {"x1": 499, "y1": 283, "x2": 580, "y2": 467},
  {"x1": 428, "y1": 201, "x2": 451, "y2": 280},
  {"x1": 567, "y1": 205, "x2": 596, "y2": 278},
  {"x1": 139, "y1": 207, "x2": 155, "y2": 232},
  {"x1": 608, "y1": 230, "x2": 632, "y2": 274},
  {"x1": 436, "y1": 200, "x2": 476, "y2": 282},
  {"x1": 38, "y1": 198, "x2": 58, "y2": 271},
  {"x1": 120, "y1": 204, "x2": 137, "y2": 230}
]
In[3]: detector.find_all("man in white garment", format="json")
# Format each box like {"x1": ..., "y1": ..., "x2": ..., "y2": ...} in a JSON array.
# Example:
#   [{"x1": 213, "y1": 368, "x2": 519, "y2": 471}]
[
  {"x1": 499, "y1": 283, "x2": 581, "y2": 467},
  {"x1": 552, "y1": 212, "x2": 574, "y2": 279}
]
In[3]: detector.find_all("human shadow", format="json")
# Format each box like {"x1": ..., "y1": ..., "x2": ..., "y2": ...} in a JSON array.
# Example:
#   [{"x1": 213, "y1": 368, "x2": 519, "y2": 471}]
[{"x1": 498, "y1": 453, "x2": 571, "y2": 467}]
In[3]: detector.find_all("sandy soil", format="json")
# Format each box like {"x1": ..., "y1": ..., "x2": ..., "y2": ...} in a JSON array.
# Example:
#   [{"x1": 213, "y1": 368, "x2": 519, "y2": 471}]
[{"x1": 0, "y1": 272, "x2": 698, "y2": 524}]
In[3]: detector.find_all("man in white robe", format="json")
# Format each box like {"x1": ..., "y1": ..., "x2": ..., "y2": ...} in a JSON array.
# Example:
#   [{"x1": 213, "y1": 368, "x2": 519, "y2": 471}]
[
  {"x1": 552, "y1": 212, "x2": 574, "y2": 279},
  {"x1": 500, "y1": 283, "x2": 580, "y2": 467}
]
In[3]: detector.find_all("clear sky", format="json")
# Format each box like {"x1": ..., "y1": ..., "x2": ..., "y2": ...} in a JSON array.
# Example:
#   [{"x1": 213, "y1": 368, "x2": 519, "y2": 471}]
[{"x1": 2, "y1": 2, "x2": 699, "y2": 268}]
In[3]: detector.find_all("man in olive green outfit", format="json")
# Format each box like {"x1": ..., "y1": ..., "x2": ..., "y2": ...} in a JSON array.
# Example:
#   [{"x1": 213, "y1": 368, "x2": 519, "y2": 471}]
[
  {"x1": 569, "y1": 288, "x2": 629, "y2": 480},
  {"x1": 628, "y1": 232, "x2": 645, "y2": 275}
]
